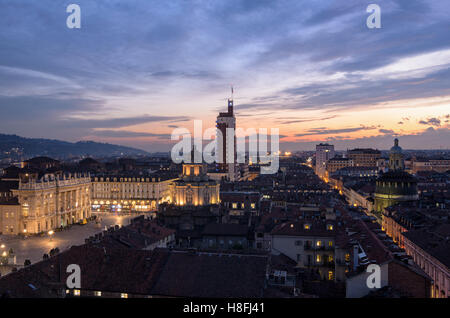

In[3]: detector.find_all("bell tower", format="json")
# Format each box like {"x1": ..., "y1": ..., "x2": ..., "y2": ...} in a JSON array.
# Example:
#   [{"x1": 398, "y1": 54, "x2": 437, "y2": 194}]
[{"x1": 389, "y1": 138, "x2": 404, "y2": 171}]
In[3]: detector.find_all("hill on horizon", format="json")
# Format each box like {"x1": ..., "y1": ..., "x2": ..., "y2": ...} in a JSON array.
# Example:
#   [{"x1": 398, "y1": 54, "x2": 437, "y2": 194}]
[{"x1": 0, "y1": 133, "x2": 150, "y2": 159}]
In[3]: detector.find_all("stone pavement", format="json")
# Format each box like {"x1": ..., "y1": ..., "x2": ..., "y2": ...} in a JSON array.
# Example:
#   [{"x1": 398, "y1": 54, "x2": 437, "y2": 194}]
[{"x1": 0, "y1": 213, "x2": 143, "y2": 269}]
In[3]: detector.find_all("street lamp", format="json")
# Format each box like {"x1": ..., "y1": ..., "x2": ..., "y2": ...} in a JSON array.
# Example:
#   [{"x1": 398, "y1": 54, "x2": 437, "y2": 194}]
[
  {"x1": 48, "y1": 230, "x2": 54, "y2": 241},
  {"x1": 0, "y1": 244, "x2": 5, "y2": 249}
]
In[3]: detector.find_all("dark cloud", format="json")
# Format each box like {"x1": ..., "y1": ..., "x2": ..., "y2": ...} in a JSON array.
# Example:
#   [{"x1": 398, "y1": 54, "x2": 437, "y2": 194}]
[
  {"x1": 418, "y1": 118, "x2": 441, "y2": 127},
  {"x1": 277, "y1": 115, "x2": 338, "y2": 125},
  {"x1": 295, "y1": 126, "x2": 377, "y2": 137},
  {"x1": 282, "y1": 127, "x2": 450, "y2": 151},
  {"x1": 0, "y1": 95, "x2": 105, "y2": 121},
  {"x1": 59, "y1": 115, "x2": 191, "y2": 129}
]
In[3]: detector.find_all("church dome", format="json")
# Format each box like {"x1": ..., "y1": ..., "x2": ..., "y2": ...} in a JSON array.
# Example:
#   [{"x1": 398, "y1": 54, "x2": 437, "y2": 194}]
[{"x1": 390, "y1": 138, "x2": 402, "y2": 154}]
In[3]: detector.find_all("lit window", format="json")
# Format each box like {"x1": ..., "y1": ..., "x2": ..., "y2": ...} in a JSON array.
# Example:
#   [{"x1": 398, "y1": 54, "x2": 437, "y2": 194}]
[
  {"x1": 94, "y1": 291, "x2": 102, "y2": 297},
  {"x1": 251, "y1": 203, "x2": 256, "y2": 209},
  {"x1": 121, "y1": 293, "x2": 128, "y2": 298},
  {"x1": 328, "y1": 241, "x2": 333, "y2": 247},
  {"x1": 304, "y1": 224, "x2": 310, "y2": 230},
  {"x1": 232, "y1": 203, "x2": 238, "y2": 209},
  {"x1": 327, "y1": 224, "x2": 333, "y2": 231},
  {"x1": 328, "y1": 255, "x2": 334, "y2": 262},
  {"x1": 316, "y1": 240, "x2": 322, "y2": 247},
  {"x1": 316, "y1": 254, "x2": 321, "y2": 263},
  {"x1": 345, "y1": 253, "x2": 350, "y2": 262},
  {"x1": 74, "y1": 289, "x2": 80, "y2": 296}
]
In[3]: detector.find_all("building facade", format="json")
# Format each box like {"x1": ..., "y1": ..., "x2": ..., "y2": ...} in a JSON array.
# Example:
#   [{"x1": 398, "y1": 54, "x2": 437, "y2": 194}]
[
  {"x1": 325, "y1": 157, "x2": 352, "y2": 175},
  {"x1": 8, "y1": 172, "x2": 91, "y2": 235},
  {"x1": 270, "y1": 220, "x2": 340, "y2": 281},
  {"x1": 169, "y1": 160, "x2": 220, "y2": 206},
  {"x1": 410, "y1": 157, "x2": 450, "y2": 174},
  {"x1": 402, "y1": 228, "x2": 449, "y2": 298},
  {"x1": 315, "y1": 144, "x2": 335, "y2": 179},
  {"x1": 91, "y1": 175, "x2": 176, "y2": 212},
  {"x1": 347, "y1": 148, "x2": 381, "y2": 167}
]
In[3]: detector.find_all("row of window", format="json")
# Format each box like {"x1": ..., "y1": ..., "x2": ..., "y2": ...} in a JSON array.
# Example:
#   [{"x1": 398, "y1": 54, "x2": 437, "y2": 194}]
[
  {"x1": 95, "y1": 177, "x2": 162, "y2": 182},
  {"x1": 296, "y1": 254, "x2": 334, "y2": 264},
  {"x1": 207, "y1": 239, "x2": 244, "y2": 246},
  {"x1": 295, "y1": 240, "x2": 334, "y2": 248},
  {"x1": 69, "y1": 289, "x2": 128, "y2": 298},
  {"x1": 230, "y1": 202, "x2": 256, "y2": 209}
]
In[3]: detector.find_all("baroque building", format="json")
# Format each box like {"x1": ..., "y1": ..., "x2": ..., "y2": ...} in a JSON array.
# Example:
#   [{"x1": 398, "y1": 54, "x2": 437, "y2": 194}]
[
  {"x1": 374, "y1": 139, "x2": 418, "y2": 213},
  {"x1": 4, "y1": 172, "x2": 92, "y2": 234},
  {"x1": 169, "y1": 149, "x2": 220, "y2": 206}
]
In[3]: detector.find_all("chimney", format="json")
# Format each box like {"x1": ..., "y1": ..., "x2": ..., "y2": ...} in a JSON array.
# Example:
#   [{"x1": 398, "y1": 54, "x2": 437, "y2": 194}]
[{"x1": 353, "y1": 245, "x2": 359, "y2": 271}]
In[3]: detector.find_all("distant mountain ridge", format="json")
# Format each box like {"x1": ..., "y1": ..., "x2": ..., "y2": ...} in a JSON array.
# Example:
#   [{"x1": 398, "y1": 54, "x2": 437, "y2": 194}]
[{"x1": 0, "y1": 133, "x2": 149, "y2": 159}]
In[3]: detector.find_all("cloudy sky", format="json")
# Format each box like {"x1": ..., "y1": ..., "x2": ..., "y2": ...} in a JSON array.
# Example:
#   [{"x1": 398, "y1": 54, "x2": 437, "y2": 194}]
[{"x1": 0, "y1": 0, "x2": 449, "y2": 151}]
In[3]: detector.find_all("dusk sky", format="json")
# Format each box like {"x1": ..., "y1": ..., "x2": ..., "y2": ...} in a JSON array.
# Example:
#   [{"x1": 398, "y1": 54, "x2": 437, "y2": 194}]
[{"x1": 0, "y1": 0, "x2": 449, "y2": 152}]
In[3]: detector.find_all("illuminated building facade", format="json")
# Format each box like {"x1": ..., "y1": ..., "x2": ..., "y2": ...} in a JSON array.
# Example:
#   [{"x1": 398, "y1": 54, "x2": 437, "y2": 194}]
[
  {"x1": 169, "y1": 156, "x2": 220, "y2": 206},
  {"x1": 91, "y1": 175, "x2": 176, "y2": 212},
  {"x1": 7, "y1": 172, "x2": 91, "y2": 234},
  {"x1": 216, "y1": 98, "x2": 238, "y2": 181}
]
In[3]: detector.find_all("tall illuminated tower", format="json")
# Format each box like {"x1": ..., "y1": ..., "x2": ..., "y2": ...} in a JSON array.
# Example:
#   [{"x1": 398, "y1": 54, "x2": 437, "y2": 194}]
[{"x1": 216, "y1": 96, "x2": 237, "y2": 181}]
